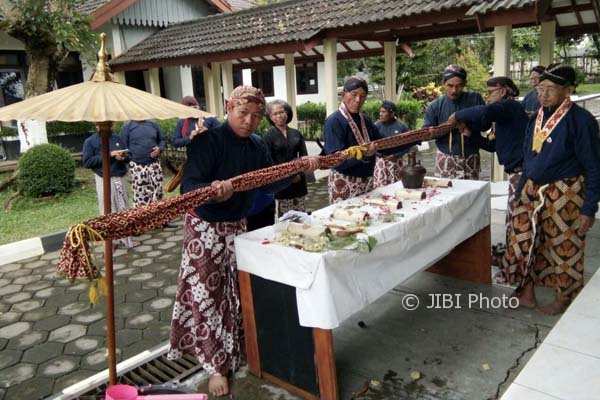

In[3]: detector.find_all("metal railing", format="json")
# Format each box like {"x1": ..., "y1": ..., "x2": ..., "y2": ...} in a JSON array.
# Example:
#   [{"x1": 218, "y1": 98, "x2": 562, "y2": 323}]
[{"x1": 572, "y1": 93, "x2": 600, "y2": 120}]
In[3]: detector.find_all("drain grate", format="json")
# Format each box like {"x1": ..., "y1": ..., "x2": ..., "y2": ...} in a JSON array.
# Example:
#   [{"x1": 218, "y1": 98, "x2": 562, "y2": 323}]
[{"x1": 49, "y1": 347, "x2": 203, "y2": 400}]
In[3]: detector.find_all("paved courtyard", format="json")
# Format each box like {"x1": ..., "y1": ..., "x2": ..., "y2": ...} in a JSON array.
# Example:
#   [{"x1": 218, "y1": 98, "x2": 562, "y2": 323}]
[
  {"x1": 0, "y1": 178, "x2": 331, "y2": 400},
  {"x1": 1, "y1": 164, "x2": 599, "y2": 399},
  {"x1": 0, "y1": 222, "x2": 184, "y2": 399}
]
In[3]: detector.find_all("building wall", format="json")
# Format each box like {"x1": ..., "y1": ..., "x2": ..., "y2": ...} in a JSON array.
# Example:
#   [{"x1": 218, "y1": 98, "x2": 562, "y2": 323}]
[
  {"x1": 0, "y1": 32, "x2": 25, "y2": 51},
  {"x1": 242, "y1": 62, "x2": 325, "y2": 104},
  {"x1": 242, "y1": 62, "x2": 326, "y2": 105}
]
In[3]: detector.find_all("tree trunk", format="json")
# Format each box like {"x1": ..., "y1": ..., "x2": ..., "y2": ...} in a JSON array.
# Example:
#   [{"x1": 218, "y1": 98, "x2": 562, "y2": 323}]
[
  {"x1": 24, "y1": 52, "x2": 53, "y2": 98},
  {"x1": 19, "y1": 52, "x2": 51, "y2": 152}
]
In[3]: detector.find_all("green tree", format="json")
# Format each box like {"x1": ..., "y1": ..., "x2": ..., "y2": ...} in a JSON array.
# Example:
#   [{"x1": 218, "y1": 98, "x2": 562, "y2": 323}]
[
  {"x1": 0, "y1": 0, "x2": 96, "y2": 98},
  {"x1": 361, "y1": 37, "x2": 488, "y2": 92}
]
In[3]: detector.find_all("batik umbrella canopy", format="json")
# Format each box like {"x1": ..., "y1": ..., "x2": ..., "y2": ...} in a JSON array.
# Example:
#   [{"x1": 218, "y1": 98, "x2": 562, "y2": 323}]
[{"x1": 0, "y1": 33, "x2": 208, "y2": 385}]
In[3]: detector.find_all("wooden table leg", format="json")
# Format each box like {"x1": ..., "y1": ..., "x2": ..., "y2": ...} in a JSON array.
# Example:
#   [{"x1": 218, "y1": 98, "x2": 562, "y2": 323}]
[
  {"x1": 239, "y1": 271, "x2": 261, "y2": 376},
  {"x1": 313, "y1": 328, "x2": 339, "y2": 400},
  {"x1": 427, "y1": 225, "x2": 492, "y2": 284}
]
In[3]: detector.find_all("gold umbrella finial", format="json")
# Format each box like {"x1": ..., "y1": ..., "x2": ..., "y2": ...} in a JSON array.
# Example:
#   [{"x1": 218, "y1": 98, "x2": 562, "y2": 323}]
[{"x1": 91, "y1": 33, "x2": 114, "y2": 83}]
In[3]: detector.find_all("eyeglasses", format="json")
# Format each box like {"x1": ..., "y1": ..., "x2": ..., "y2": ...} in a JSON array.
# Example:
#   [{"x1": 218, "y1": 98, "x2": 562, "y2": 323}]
[{"x1": 486, "y1": 87, "x2": 503, "y2": 97}]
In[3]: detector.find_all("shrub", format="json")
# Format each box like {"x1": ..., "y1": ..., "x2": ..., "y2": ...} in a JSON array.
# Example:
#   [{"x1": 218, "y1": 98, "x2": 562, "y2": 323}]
[
  {"x1": 297, "y1": 102, "x2": 327, "y2": 140},
  {"x1": 255, "y1": 117, "x2": 271, "y2": 135},
  {"x1": 0, "y1": 126, "x2": 18, "y2": 138},
  {"x1": 46, "y1": 121, "x2": 95, "y2": 137},
  {"x1": 18, "y1": 143, "x2": 76, "y2": 197},
  {"x1": 396, "y1": 99, "x2": 424, "y2": 129}
]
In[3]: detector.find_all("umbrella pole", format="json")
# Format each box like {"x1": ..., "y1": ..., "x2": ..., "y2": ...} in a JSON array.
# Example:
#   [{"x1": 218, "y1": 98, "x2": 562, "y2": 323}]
[{"x1": 99, "y1": 121, "x2": 118, "y2": 385}]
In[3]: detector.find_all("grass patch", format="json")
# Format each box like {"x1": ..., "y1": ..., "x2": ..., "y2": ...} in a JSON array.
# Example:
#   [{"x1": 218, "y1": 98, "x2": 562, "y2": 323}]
[
  {"x1": 0, "y1": 168, "x2": 98, "y2": 245},
  {"x1": 0, "y1": 167, "x2": 177, "y2": 245},
  {"x1": 576, "y1": 83, "x2": 600, "y2": 95}
]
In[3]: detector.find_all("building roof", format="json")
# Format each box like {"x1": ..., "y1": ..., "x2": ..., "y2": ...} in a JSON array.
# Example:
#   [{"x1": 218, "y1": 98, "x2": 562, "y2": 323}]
[
  {"x1": 76, "y1": 0, "x2": 112, "y2": 15},
  {"x1": 77, "y1": 0, "x2": 233, "y2": 27},
  {"x1": 227, "y1": 0, "x2": 255, "y2": 11},
  {"x1": 109, "y1": 0, "x2": 600, "y2": 71}
]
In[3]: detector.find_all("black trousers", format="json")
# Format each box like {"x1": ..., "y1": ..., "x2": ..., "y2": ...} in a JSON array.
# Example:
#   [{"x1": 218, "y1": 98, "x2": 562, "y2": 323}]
[{"x1": 246, "y1": 201, "x2": 275, "y2": 231}]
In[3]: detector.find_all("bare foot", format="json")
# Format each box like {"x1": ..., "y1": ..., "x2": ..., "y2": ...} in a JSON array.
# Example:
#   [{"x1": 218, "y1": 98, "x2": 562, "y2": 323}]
[
  {"x1": 538, "y1": 299, "x2": 568, "y2": 315},
  {"x1": 514, "y1": 284, "x2": 536, "y2": 309},
  {"x1": 208, "y1": 374, "x2": 229, "y2": 397}
]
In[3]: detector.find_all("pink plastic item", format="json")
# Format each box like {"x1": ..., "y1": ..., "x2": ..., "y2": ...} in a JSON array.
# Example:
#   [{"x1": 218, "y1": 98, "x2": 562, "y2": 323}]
[
  {"x1": 105, "y1": 384, "x2": 208, "y2": 400},
  {"x1": 141, "y1": 395, "x2": 208, "y2": 400},
  {"x1": 106, "y1": 385, "x2": 138, "y2": 400}
]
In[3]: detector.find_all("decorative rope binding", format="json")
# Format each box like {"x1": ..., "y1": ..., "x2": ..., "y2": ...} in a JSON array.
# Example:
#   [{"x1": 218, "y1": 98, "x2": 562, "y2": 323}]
[{"x1": 57, "y1": 122, "x2": 453, "y2": 283}]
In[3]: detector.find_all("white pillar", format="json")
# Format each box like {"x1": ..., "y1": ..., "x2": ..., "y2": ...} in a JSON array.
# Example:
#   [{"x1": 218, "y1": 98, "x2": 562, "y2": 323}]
[
  {"x1": 242, "y1": 69, "x2": 252, "y2": 86},
  {"x1": 284, "y1": 54, "x2": 298, "y2": 128},
  {"x1": 148, "y1": 68, "x2": 161, "y2": 96},
  {"x1": 221, "y1": 61, "x2": 234, "y2": 100},
  {"x1": 491, "y1": 25, "x2": 512, "y2": 181},
  {"x1": 203, "y1": 64, "x2": 215, "y2": 114},
  {"x1": 384, "y1": 42, "x2": 397, "y2": 101},
  {"x1": 110, "y1": 24, "x2": 126, "y2": 84},
  {"x1": 180, "y1": 66, "x2": 194, "y2": 98},
  {"x1": 493, "y1": 25, "x2": 512, "y2": 76},
  {"x1": 211, "y1": 62, "x2": 224, "y2": 119},
  {"x1": 323, "y1": 38, "x2": 338, "y2": 116},
  {"x1": 540, "y1": 20, "x2": 556, "y2": 67},
  {"x1": 203, "y1": 63, "x2": 224, "y2": 118}
]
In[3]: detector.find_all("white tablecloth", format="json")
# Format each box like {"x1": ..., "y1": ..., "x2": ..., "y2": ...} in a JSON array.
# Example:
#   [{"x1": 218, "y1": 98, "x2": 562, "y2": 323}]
[{"x1": 235, "y1": 179, "x2": 491, "y2": 329}]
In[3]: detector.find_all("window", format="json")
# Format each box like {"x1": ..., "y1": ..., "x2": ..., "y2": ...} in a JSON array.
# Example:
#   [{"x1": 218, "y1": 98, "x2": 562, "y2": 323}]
[
  {"x1": 296, "y1": 63, "x2": 318, "y2": 95},
  {"x1": 191, "y1": 67, "x2": 207, "y2": 109},
  {"x1": 0, "y1": 51, "x2": 26, "y2": 107},
  {"x1": 56, "y1": 52, "x2": 84, "y2": 89},
  {"x1": 233, "y1": 69, "x2": 243, "y2": 88},
  {"x1": 251, "y1": 67, "x2": 274, "y2": 97},
  {"x1": 125, "y1": 70, "x2": 146, "y2": 91},
  {"x1": 0, "y1": 70, "x2": 24, "y2": 107}
]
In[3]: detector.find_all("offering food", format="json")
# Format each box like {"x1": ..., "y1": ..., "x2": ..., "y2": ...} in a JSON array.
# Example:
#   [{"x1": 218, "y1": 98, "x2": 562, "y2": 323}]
[
  {"x1": 363, "y1": 197, "x2": 403, "y2": 210},
  {"x1": 274, "y1": 220, "x2": 376, "y2": 253},
  {"x1": 325, "y1": 223, "x2": 365, "y2": 237},
  {"x1": 423, "y1": 178, "x2": 453, "y2": 188},
  {"x1": 395, "y1": 189, "x2": 427, "y2": 200},
  {"x1": 276, "y1": 222, "x2": 329, "y2": 252},
  {"x1": 331, "y1": 209, "x2": 371, "y2": 223}
]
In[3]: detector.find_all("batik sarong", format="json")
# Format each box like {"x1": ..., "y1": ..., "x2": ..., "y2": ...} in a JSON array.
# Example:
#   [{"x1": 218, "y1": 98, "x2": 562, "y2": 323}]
[
  {"x1": 168, "y1": 212, "x2": 246, "y2": 375},
  {"x1": 505, "y1": 171, "x2": 522, "y2": 241},
  {"x1": 94, "y1": 175, "x2": 134, "y2": 248},
  {"x1": 328, "y1": 169, "x2": 373, "y2": 204},
  {"x1": 373, "y1": 155, "x2": 404, "y2": 188},
  {"x1": 276, "y1": 196, "x2": 307, "y2": 218},
  {"x1": 434, "y1": 150, "x2": 480, "y2": 180},
  {"x1": 500, "y1": 176, "x2": 586, "y2": 301},
  {"x1": 129, "y1": 161, "x2": 164, "y2": 207}
]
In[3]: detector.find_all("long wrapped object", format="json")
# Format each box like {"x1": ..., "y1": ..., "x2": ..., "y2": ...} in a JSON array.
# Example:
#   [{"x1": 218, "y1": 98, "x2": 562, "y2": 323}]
[{"x1": 57, "y1": 123, "x2": 452, "y2": 280}]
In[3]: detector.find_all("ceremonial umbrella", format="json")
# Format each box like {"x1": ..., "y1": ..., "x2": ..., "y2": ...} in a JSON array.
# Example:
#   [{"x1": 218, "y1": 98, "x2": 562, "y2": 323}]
[{"x1": 0, "y1": 33, "x2": 209, "y2": 385}]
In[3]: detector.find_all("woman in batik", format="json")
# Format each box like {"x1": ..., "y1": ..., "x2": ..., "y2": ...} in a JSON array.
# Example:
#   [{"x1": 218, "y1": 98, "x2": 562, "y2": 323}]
[
  {"x1": 423, "y1": 65, "x2": 485, "y2": 180},
  {"x1": 167, "y1": 86, "x2": 318, "y2": 396},
  {"x1": 501, "y1": 65, "x2": 600, "y2": 315},
  {"x1": 323, "y1": 77, "x2": 412, "y2": 203},
  {"x1": 264, "y1": 99, "x2": 309, "y2": 218}
]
